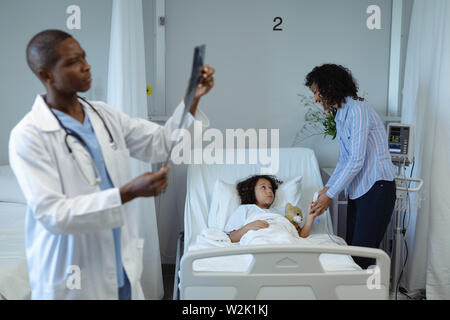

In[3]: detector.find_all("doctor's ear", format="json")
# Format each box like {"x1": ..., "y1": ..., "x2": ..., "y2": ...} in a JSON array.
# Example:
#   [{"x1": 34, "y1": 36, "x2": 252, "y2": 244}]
[{"x1": 38, "y1": 69, "x2": 54, "y2": 84}]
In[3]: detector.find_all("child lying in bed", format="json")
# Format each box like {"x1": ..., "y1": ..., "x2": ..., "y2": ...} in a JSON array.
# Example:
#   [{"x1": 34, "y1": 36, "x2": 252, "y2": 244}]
[{"x1": 225, "y1": 175, "x2": 319, "y2": 243}]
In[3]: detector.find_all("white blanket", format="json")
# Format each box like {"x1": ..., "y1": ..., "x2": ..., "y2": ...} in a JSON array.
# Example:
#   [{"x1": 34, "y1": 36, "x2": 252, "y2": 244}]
[
  {"x1": 240, "y1": 212, "x2": 306, "y2": 246},
  {"x1": 188, "y1": 220, "x2": 361, "y2": 273}
]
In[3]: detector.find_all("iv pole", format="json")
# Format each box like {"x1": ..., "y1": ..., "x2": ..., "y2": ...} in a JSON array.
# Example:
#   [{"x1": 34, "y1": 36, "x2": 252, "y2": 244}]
[{"x1": 390, "y1": 160, "x2": 423, "y2": 295}]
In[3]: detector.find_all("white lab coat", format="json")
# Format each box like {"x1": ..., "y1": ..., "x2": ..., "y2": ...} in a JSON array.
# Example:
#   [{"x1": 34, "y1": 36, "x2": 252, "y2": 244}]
[{"x1": 8, "y1": 95, "x2": 208, "y2": 300}]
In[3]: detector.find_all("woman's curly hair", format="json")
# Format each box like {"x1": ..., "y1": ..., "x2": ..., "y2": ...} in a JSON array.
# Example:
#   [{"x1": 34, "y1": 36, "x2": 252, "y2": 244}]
[
  {"x1": 305, "y1": 64, "x2": 364, "y2": 108},
  {"x1": 236, "y1": 175, "x2": 282, "y2": 205}
]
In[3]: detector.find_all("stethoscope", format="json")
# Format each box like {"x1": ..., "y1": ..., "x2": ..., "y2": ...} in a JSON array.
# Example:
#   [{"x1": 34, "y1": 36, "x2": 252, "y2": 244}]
[{"x1": 46, "y1": 96, "x2": 117, "y2": 186}]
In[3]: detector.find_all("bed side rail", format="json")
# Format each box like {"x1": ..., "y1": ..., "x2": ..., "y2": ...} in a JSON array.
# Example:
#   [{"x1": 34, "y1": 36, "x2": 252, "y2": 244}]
[{"x1": 179, "y1": 245, "x2": 390, "y2": 300}]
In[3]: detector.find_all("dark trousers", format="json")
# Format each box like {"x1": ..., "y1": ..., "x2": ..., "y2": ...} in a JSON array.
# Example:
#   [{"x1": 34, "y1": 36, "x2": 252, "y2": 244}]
[{"x1": 346, "y1": 180, "x2": 396, "y2": 269}]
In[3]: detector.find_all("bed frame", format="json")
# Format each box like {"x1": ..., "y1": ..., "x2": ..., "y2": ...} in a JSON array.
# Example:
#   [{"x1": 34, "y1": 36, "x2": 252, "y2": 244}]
[{"x1": 176, "y1": 243, "x2": 390, "y2": 300}]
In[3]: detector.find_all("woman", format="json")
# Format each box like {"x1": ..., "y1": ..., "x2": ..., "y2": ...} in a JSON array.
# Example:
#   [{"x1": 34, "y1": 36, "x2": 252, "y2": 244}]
[
  {"x1": 305, "y1": 64, "x2": 397, "y2": 269},
  {"x1": 225, "y1": 175, "x2": 317, "y2": 243}
]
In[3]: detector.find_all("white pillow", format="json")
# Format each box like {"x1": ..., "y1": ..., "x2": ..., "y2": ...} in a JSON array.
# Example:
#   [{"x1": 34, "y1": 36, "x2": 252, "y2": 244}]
[
  {"x1": 0, "y1": 165, "x2": 27, "y2": 204},
  {"x1": 272, "y1": 175, "x2": 303, "y2": 209},
  {"x1": 207, "y1": 175, "x2": 303, "y2": 230},
  {"x1": 208, "y1": 180, "x2": 240, "y2": 230}
]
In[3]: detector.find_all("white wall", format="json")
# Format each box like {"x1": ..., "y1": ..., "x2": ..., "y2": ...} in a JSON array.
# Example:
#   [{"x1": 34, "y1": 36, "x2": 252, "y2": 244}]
[
  {"x1": 0, "y1": 0, "x2": 112, "y2": 165},
  {"x1": 163, "y1": 0, "x2": 393, "y2": 168}
]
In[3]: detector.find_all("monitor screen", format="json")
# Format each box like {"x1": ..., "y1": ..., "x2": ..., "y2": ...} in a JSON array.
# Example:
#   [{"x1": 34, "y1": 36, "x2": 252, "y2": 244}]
[{"x1": 388, "y1": 126, "x2": 409, "y2": 155}]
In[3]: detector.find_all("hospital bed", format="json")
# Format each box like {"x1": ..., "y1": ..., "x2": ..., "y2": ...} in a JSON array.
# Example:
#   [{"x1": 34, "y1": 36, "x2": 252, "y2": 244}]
[
  {"x1": 174, "y1": 148, "x2": 391, "y2": 300},
  {"x1": 0, "y1": 165, "x2": 30, "y2": 300}
]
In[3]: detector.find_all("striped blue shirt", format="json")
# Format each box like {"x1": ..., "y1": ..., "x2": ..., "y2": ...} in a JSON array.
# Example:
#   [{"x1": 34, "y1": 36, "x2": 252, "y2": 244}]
[{"x1": 325, "y1": 97, "x2": 396, "y2": 200}]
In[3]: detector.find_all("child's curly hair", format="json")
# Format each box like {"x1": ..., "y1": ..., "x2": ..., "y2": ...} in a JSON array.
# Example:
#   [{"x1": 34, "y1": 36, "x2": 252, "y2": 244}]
[{"x1": 236, "y1": 175, "x2": 283, "y2": 205}]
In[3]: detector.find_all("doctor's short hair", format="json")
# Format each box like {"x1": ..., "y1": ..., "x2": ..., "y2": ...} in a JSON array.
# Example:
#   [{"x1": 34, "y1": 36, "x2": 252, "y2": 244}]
[
  {"x1": 26, "y1": 29, "x2": 73, "y2": 76},
  {"x1": 236, "y1": 175, "x2": 282, "y2": 205},
  {"x1": 305, "y1": 64, "x2": 364, "y2": 108}
]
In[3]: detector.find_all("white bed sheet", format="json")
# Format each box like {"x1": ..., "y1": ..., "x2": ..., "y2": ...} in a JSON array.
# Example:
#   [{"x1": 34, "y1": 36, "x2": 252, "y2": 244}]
[{"x1": 0, "y1": 202, "x2": 30, "y2": 300}]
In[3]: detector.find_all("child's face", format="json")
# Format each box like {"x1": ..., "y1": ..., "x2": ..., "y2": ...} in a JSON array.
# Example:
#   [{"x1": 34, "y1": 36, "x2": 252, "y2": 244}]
[{"x1": 254, "y1": 178, "x2": 274, "y2": 209}]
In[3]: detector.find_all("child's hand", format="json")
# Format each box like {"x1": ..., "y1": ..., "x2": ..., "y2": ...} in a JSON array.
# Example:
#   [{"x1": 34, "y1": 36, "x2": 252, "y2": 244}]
[
  {"x1": 306, "y1": 202, "x2": 320, "y2": 221},
  {"x1": 245, "y1": 220, "x2": 269, "y2": 231},
  {"x1": 298, "y1": 203, "x2": 316, "y2": 239}
]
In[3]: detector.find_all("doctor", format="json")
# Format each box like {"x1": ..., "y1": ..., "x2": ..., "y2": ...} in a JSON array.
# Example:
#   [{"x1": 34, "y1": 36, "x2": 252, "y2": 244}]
[
  {"x1": 305, "y1": 64, "x2": 396, "y2": 269},
  {"x1": 9, "y1": 30, "x2": 214, "y2": 300}
]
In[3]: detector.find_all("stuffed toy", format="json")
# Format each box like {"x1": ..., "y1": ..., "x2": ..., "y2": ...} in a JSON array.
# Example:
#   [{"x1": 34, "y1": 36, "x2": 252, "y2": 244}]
[{"x1": 285, "y1": 203, "x2": 304, "y2": 230}]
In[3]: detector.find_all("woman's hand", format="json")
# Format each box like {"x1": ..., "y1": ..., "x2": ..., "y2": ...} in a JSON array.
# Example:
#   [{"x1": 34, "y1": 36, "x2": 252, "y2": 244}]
[
  {"x1": 319, "y1": 187, "x2": 330, "y2": 196},
  {"x1": 310, "y1": 192, "x2": 332, "y2": 217}
]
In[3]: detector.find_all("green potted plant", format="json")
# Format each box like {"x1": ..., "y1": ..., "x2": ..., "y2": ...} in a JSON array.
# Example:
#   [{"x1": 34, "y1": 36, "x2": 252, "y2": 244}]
[{"x1": 292, "y1": 94, "x2": 337, "y2": 146}]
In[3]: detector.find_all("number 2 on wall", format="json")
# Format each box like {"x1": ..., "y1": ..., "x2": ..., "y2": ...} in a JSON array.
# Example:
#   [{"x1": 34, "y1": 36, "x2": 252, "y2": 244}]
[{"x1": 273, "y1": 17, "x2": 283, "y2": 31}]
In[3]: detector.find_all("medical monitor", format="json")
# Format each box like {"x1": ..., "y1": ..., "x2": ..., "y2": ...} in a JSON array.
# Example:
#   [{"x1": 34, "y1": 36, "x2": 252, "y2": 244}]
[{"x1": 387, "y1": 123, "x2": 414, "y2": 166}]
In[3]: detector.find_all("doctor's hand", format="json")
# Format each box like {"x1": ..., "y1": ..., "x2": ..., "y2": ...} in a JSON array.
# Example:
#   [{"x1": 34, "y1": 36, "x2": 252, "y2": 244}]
[
  {"x1": 310, "y1": 192, "x2": 332, "y2": 217},
  {"x1": 119, "y1": 166, "x2": 169, "y2": 204},
  {"x1": 194, "y1": 65, "x2": 215, "y2": 99},
  {"x1": 186, "y1": 65, "x2": 215, "y2": 115}
]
